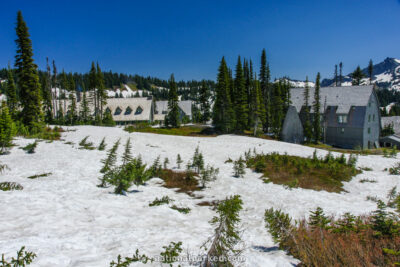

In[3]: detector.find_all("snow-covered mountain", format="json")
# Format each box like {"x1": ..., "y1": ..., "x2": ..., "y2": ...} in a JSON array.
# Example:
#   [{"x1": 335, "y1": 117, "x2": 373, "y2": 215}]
[{"x1": 321, "y1": 57, "x2": 400, "y2": 90}]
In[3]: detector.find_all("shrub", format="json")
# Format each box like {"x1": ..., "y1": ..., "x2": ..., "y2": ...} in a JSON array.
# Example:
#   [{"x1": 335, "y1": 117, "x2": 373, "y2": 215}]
[
  {"x1": 105, "y1": 157, "x2": 152, "y2": 194},
  {"x1": 389, "y1": 163, "x2": 400, "y2": 175},
  {"x1": 158, "y1": 169, "x2": 199, "y2": 193},
  {"x1": 21, "y1": 141, "x2": 37, "y2": 154},
  {"x1": 0, "y1": 246, "x2": 36, "y2": 267},
  {"x1": 0, "y1": 182, "x2": 23, "y2": 191},
  {"x1": 149, "y1": 196, "x2": 173, "y2": 207}
]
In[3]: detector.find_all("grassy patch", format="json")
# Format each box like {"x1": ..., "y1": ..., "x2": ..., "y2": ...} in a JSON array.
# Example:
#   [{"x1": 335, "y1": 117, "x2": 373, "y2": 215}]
[
  {"x1": 246, "y1": 152, "x2": 360, "y2": 192},
  {"x1": 19, "y1": 126, "x2": 63, "y2": 141},
  {"x1": 27, "y1": 172, "x2": 52, "y2": 179},
  {"x1": 124, "y1": 125, "x2": 217, "y2": 137},
  {"x1": 0, "y1": 182, "x2": 23, "y2": 191},
  {"x1": 306, "y1": 143, "x2": 388, "y2": 155},
  {"x1": 158, "y1": 169, "x2": 200, "y2": 193}
]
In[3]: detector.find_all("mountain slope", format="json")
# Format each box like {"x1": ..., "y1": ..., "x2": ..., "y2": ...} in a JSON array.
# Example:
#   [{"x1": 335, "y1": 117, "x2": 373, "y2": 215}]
[{"x1": 321, "y1": 57, "x2": 400, "y2": 90}]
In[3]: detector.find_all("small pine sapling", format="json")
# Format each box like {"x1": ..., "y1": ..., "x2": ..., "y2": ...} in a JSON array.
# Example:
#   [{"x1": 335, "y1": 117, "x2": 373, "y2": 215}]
[
  {"x1": 110, "y1": 249, "x2": 153, "y2": 266},
  {"x1": 0, "y1": 246, "x2": 36, "y2": 267},
  {"x1": 309, "y1": 207, "x2": 331, "y2": 230},
  {"x1": 191, "y1": 146, "x2": 204, "y2": 173},
  {"x1": 233, "y1": 156, "x2": 246, "y2": 178},
  {"x1": 199, "y1": 165, "x2": 219, "y2": 188},
  {"x1": 160, "y1": 241, "x2": 183, "y2": 265},
  {"x1": 21, "y1": 141, "x2": 37, "y2": 154},
  {"x1": 150, "y1": 156, "x2": 162, "y2": 177},
  {"x1": 176, "y1": 154, "x2": 183, "y2": 169},
  {"x1": 264, "y1": 208, "x2": 293, "y2": 246},
  {"x1": 122, "y1": 138, "x2": 133, "y2": 166},
  {"x1": 202, "y1": 195, "x2": 243, "y2": 266},
  {"x1": 98, "y1": 139, "x2": 120, "y2": 187},
  {"x1": 163, "y1": 157, "x2": 169, "y2": 169},
  {"x1": 97, "y1": 137, "x2": 106, "y2": 151}
]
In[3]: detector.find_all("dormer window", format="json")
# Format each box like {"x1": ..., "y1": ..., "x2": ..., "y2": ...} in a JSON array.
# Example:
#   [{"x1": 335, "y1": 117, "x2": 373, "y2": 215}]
[
  {"x1": 105, "y1": 107, "x2": 111, "y2": 114},
  {"x1": 125, "y1": 106, "x2": 132, "y2": 115},
  {"x1": 114, "y1": 107, "x2": 122, "y2": 115},
  {"x1": 338, "y1": 115, "x2": 347, "y2": 124},
  {"x1": 135, "y1": 106, "x2": 143, "y2": 115}
]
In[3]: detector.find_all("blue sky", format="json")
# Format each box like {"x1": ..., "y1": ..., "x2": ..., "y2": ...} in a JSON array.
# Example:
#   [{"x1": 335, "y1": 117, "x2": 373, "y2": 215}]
[{"x1": 1, "y1": 0, "x2": 399, "y2": 81}]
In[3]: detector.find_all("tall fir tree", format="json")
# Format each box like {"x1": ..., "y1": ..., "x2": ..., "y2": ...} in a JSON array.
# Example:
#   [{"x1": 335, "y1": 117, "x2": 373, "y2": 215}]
[
  {"x1": 199, "y1": 80, "x2": 211, "y2": 123},
  {"x1": 260, "y1": 49, "x2": 270, "y2": 132},
  {"x1": 67, "y1": 93, "x2": 77, "y2": 125},
  {"x1": 52, "y1": 60, "x2": 58, "y2": 118},
  {"x1": 270, "y1": 82, "x2": 283, "y2": 138},
  {"x1": 234, "y1": 56, "x2": 248, "y2": 133},
  {"x1": 80, "y1": 87, "x2": 90, "y2": 123},
  {"x1": 313, "y1": 73, "x2": 321, "y2": 144},
  {"x1": 5, "y1": 67, "x2": 18, "y2": 119},
  {"x1": 166, "y1": 74, "x2": 180, "y2": 128},
  {"x1": 368, "y1": 59, "x2": 374, "y2": 85},
  {"x1": 351, "y1": 66, "x2": 365, "y2": 86},
  {"x1": 339, "y1": 62, "x2": 343, "y2": 86},
  {"x1": 88, "y1": 62, "x2": 98, "y2": 117},
  {"x1": 303, "y1": 76, "x2": 312, "y2": 142},
  {"x1": 334, "y1": 64, "x2": 338, "y2": 86},
  {"x1": 14, "y1": 11, "x2": 43, "y2": 130},
  {"x1": 212, "y1": 57, "x2": 234, "y2": 133},
  {"x1": 43, "y1": 57, "x2": 53, "y2": 122},
  {"x1": 96, "y1": 63, "x2": 107, "y2": 119}
]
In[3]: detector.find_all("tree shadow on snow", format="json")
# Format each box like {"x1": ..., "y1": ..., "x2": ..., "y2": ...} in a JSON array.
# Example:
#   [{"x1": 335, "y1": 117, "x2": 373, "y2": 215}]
[{"x1": 252, "y1": 245, "x2": 279, "y2": 253}]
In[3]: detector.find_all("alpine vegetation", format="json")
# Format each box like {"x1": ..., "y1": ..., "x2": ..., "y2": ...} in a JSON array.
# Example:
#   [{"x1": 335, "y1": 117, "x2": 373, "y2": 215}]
[
  {"x1": 202, "y1": 195, "x2": 243, "y2": 266},
  {"x1": 0, "y1": 246, "x2": 37, "y2": 267},
  {"x1": 78, "y1": 136, "x2": 95, "y2": 150},
  {"x1": 176, "y1": 153, "x2": 183, "y2": 169},
  {"x1": 98, "y1": 139, "x2": 120, "y2": 187},
  {"x1": 97, "y1": 137, "x2": 106, "y2": 151},
  {"x1": 233, "y1": 156, "x2": 246, "y2": 178},
  {"x1": 21, "y1": 141, "x2": 37, "y2": 154}
]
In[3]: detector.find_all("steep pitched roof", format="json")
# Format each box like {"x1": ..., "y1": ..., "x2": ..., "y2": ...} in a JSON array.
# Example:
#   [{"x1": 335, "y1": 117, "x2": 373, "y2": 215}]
[
  {"x1": 105, "y1": 97, "x2": 152, "y2": 121},
  {"x1": 290, "y1": 85, "x2": 374, "y2": 114}
]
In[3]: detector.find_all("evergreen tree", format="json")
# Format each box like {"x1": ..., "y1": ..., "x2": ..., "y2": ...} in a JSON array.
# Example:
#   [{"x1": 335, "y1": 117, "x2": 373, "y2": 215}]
[
  {"x1": 98, "y1": 139, "x2": 120, "y2": 187},
  {"x1": 176, "y1": 154, "x2": 182, "y2": 169},
  {"x1": 163, "y1": 157, "x2": 169, "y2": 169},
  {"x1": 234, "y1": 56, "x2": 248, "y2": 132},
  {"x1": 80, "y1": 87, "x2": 90, "y2": 123},
  {"x1": 43, "y1": 57, "x2": 53, "y2": 122},
  {"x1": 52, "y1": 60, "x2": 58, "y2": 118},
  {"x1": 122, "y1": 138, "x2": 133, "y2": 165},
  {"x1": 0, "y1": 103, "x2": 16, "y2": 154},
  {"x1": 334, "y1": 64, "x2": 338, "y2": 86},
  {"x1": 250, "y1": 74, "x2": 265, "y2": 136},
  {"x1": 96, "y1": 63, "x2": 107, "y2": 119},
  {"x1": 309, "y1": 207, "x2": 331, "y2": 230},
  {"x1": 339, "y1": 62, "x2": 343, "y2": 86},
  {"x1": 271, "y1": 82, "x2": 283, "y2": 138},
  {"x1": 260, "y1": 49, "x2": 271, "y2": 132},
  {"x1": 98, "y1": 137, "x2": 106, "y2": 151},
  {"x1": 368, "y1": 59, "x2": 374, "y2": 85},
  {"x1": 166, "y1": 74, "x2": 180, "y2": 128},
  {"x1": 67, "y1": 93, "x2": 77, "y2": 125},
  {"x1": 233, "y1": 156, "x2": 245, "y2": 178},
  {"x1": 88, "y1": 62, "x2": 98, "y2": 117},
  {"x1": 199, "y1": 80, "x2": 211, "y2": 123},
  {"x1": 212, "y1": 57, "x2": 234, "y2": 133},
  {"x1": 303, "y1": 76, "x2": 312, "y2": 142},
  {"x1": 351, "y1": 66, "x2": 365, "y2": 86},
  {"x1": 203, "y1": 195, "x2": 243, "y2": 266},
  {"x1": 14, "y1": 11, "x2": 43, "y2": 130},
  {"x1": 5, "y1": 67, "x2": 18, "y2": 119},
  {"x1": 313, "y1": 73, "x2": 321, "y2": 143}
]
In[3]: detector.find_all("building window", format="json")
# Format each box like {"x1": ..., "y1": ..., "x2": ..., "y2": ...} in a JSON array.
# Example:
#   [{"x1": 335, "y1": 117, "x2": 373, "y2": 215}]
[
  {"x1": 369, "y1": 102, "x2": 371, "y2": 107},
  {"x1": 373, "y1": 114, "x2": 375, "y2": 121},
  {"x1": 114, "y1": 107, "x2": 122, "y2": 115},
  {"x1": 368, "y1": 114, "x2": 371, "y2": 122},
  {"x1": 135, "y1": 106, "x2": 143, "y2": 115},
  {"x1": 341, "y1": 128, "x2": 345, "y2": 134},
  {"x1": 368, "y1": 127, "x2": 371, "y2": 134},
  {"x1": 338, "y1": 115, "x2": 348, "y2": 124},
  {"x1": 125, "y1": 107, "x2": 132, "y2": 115}
]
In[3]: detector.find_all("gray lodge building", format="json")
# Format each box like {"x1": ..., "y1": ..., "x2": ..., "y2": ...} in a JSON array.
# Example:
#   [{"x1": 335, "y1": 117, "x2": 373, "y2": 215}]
[{"x1": 281, "y1": 85, "x2": 381, "y2": 149}]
